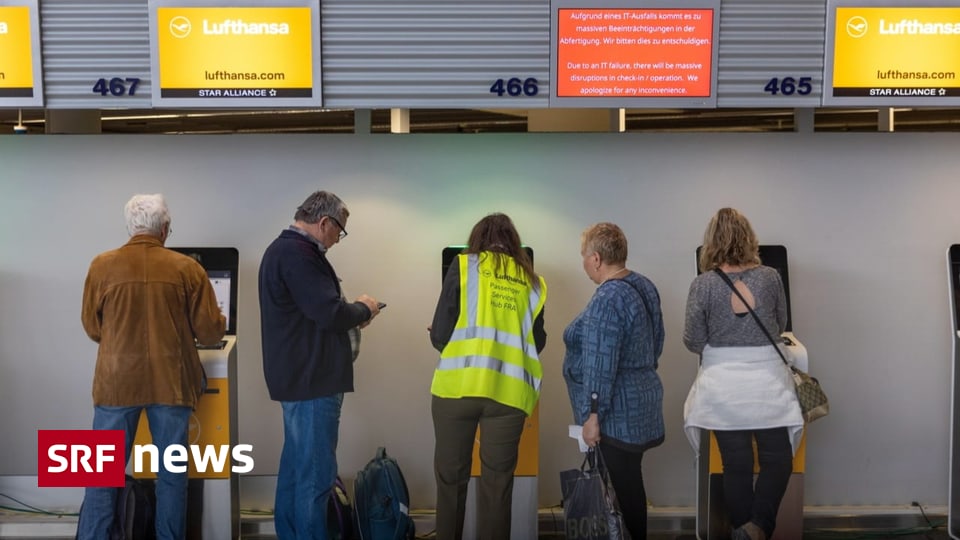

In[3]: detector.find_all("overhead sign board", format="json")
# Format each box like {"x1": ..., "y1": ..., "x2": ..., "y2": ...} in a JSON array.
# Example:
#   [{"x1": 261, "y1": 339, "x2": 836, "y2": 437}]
[
  {"x1": 824, "y1": 1, "x2": 960, "y2": 105},
  {"x1": 0, "y1": 0, "x2": 42, "y2": 107},
  {"x1": 550, "y1": 0, "x2": 720, "y2": 107},
  {"x1": 148, "y1": 0, "x2": 321, "y2": 107}
]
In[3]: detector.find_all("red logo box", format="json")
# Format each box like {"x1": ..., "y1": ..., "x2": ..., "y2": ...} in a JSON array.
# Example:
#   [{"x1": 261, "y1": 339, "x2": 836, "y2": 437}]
[{"x1": 37, "y1": 430, "x2": 126, "y2": 487}]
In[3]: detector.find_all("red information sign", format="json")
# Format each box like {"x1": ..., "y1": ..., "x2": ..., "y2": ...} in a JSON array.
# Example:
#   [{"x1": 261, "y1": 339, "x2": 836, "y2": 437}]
[{"x1": 557, "y1": 8, "x2": 714, "y2": 98}]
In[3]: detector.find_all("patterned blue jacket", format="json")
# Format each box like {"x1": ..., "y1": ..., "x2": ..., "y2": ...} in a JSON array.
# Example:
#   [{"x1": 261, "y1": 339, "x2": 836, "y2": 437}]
[{"x1": 563, "y1": 271, "x2": 665, "y2": 448}]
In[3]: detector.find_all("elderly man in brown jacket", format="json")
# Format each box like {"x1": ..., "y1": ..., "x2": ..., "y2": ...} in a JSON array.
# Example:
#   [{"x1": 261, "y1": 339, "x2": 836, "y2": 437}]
[{"x1": 77, "y1": 193, "x2": 225, "y2": 540}]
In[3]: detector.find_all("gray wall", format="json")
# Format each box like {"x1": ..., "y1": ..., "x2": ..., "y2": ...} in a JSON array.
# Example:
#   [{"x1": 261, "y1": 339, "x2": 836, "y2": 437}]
[{"x1": 0, "y1": 133, "x2": 956, "y2": 509}]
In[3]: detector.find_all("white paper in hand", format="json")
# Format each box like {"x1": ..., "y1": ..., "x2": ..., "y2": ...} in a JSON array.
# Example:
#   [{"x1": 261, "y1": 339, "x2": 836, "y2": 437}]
[{"x1": 568, "y1": 424, "x2": 589, "y2": 453}]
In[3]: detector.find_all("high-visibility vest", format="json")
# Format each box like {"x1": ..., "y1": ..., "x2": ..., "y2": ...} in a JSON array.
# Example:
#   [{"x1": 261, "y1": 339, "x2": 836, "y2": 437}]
[{"x1": 431, "y1": 252, "x2": 547, "y2": 415}]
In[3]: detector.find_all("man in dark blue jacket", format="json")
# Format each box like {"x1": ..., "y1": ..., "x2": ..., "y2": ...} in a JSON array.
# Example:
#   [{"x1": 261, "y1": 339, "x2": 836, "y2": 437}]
[{"x1": 259, "y1": 190, "x2": 381, "y2": 539}]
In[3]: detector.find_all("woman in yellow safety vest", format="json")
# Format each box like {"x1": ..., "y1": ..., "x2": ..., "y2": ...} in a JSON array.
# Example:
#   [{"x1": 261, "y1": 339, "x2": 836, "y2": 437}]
[{"x1": 429, "y1": 212, "x2": 547, "y2": 540}]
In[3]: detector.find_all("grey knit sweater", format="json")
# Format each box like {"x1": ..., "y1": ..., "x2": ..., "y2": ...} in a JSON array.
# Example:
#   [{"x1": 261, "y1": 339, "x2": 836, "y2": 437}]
[{"x1": 682, "y1": 266, "x2": 787, "y2": 354}]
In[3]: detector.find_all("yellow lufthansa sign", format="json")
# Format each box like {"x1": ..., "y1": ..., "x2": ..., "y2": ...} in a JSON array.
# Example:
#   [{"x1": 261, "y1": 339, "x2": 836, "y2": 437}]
[
  {"x1": 155, "y1": 6, "x2": 314, "y2": 100},
  {"x1": 831, "y1": 6, "x2": 960, "y2": 97},
  {"x1": 0, "y1": 6, "x2": 34, "y2": 96}
]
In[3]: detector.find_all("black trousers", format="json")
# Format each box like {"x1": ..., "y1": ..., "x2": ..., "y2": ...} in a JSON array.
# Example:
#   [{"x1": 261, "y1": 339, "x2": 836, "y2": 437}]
[
  {"x1": 713, "y1": 428, "x2": 793, "y2": 539},
  {"x1": 598, "y1": 440, "x2": 649, "y2": 540}
]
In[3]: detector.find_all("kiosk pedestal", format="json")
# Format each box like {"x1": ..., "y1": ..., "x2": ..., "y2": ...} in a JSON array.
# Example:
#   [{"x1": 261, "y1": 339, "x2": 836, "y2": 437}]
[
  {"x1": 696, "y1": 333, "x2": 807, "y2": 540},
  {"x1": 133, "y1": 337, "x2": 239, "y2": 540},
  {"x1": 462, "y1": 405, "x2": 539, "y2": 540},
  {"x1": 946, "y1": 245, "x2": 960, "y2": 539}
]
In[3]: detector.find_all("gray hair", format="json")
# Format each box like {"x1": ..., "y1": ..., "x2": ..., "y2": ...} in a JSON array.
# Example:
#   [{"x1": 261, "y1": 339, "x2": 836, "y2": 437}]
[
  {"x1": 124, "y1": 194, "x2": 170, "y2": 237},
  {"x1": 294, "y1": 191, "x2": 349, "y2": 224}
]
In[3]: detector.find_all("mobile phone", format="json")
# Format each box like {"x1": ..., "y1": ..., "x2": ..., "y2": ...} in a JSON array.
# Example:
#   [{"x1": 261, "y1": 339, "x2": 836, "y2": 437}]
[{"x1": 377, "y1": 302, "x2": 387, "y2": 309}]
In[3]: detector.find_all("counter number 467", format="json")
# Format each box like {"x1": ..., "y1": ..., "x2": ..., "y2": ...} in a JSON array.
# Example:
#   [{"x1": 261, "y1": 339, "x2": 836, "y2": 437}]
[{"x1": 92, "y1": 77, "x2": 141, "y2": 97}]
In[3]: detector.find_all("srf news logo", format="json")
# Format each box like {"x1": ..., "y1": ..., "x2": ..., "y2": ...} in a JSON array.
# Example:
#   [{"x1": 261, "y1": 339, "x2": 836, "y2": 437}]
[{"x1": 38, "y1": 430, "x2": 254, "y2": 488}]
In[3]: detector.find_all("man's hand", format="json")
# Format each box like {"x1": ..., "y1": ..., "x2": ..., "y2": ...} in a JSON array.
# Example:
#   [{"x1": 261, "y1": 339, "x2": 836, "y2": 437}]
[{"x1": 357, "y1": 295, "x2": 380, "y2": 328}]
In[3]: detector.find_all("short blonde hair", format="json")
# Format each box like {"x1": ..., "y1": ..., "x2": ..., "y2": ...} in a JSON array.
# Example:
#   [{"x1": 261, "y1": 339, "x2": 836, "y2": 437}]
[
  {"x1": 698, "y1": 207, "x2": 760, "y2": 272},
  {"x1": 581, "y1": 222, "x2": 628, "y2": 265}
]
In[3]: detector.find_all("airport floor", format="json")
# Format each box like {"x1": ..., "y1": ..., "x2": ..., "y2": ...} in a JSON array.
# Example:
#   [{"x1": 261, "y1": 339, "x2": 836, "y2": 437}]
[
  {"x1": 0, "y1": 523, "x2": 952, "y2": 540},
  {"x1": 0, "y1": 509, "x2": 951, "y2": 539}
]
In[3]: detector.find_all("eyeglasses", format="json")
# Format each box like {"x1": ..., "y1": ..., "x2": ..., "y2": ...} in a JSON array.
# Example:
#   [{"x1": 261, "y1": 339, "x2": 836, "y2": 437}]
[{"x1": 325, "y1": 215, "x2": 348, "y2": 240}]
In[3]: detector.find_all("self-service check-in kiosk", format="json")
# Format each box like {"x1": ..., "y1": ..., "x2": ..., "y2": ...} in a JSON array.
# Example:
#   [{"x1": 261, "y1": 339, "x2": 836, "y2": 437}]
[
  {"x1": 441, "y1": 246, "x2": 539, "y2": 540},
  {"x1": 133, "y1": 247, "x2": 240, "y2": 540},
  {"x1": 947, "y1": 245, "x2": 960, "y2": 540},
  {"x1": 695, "y1": 245, "x2": 808, "y2": 540}
]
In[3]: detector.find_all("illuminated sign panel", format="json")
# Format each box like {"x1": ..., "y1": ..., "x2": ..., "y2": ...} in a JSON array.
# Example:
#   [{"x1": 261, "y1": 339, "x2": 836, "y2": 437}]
[
  {"x1": 550, "y1": 0, "x2": 720, "y2": 107},
  {"x1": 824, "y1": 2, "x2": 960, "y2": 105},
  {"x1": 149, "y1": 0, "x2": 321, "y2": 107},
  {"x1": 0, "y1": 0, "x2": 42, "y2": 106}
]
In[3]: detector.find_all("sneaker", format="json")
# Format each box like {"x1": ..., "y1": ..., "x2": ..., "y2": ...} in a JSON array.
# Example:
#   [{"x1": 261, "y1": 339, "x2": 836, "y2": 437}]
[{"x1": 741, "y1": 522, "x2": 767, "y2": 540}]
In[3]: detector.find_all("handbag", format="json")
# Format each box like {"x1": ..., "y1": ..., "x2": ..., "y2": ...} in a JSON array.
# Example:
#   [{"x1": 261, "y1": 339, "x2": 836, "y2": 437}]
[
  {"x1": 560, "y1": 449, "x2": 631, "y2": 540},
  {"x1": 713, "y1": 269, "x2": 829, "y2": 423}
]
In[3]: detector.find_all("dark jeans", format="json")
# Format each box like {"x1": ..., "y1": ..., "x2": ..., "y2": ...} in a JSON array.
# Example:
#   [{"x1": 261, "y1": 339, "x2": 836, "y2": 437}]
[
  {"x1": 431, "y1": 396, "x2": 526, "y2": 540},
  {"x1": 714, "y1": 428, "x2": 793, "y2": 539},
  {"x1": 598, "y1": 440, "x2": 648, "y2": 540}
]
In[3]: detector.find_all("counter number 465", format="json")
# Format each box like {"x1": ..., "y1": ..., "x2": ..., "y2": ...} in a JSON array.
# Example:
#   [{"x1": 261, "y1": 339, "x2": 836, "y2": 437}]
[{"x1": 764, "y1": 77, "x2": 812, "y2": 96}]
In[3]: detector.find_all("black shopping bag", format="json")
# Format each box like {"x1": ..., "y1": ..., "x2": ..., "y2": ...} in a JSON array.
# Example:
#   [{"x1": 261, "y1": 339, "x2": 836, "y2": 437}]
[{"x1": 559, "y1": 449, "x2": 631, "y2": 540}]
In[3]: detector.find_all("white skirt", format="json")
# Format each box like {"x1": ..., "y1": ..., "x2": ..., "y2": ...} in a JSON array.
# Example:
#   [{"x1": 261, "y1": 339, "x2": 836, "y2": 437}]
[{"x1": 683, "y1": 344, "x2": 804, "y2": 456}]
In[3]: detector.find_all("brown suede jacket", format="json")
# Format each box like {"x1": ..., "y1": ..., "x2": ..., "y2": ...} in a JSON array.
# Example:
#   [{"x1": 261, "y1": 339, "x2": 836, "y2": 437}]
[{"x1": 81, "y1": 235, "x2": 226, "y2": 408}]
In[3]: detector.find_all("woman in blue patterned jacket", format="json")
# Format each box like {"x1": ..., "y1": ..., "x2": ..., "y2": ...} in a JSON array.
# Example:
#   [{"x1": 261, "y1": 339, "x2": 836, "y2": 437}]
[{"x1": 562, "y1": 222, "x2": 666, "y2": 540}]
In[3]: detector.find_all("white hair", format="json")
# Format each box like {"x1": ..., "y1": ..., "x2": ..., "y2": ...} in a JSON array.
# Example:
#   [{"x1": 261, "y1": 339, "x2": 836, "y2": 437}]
[{"x1": 124, "y1": 194, "x2": 170, "y2": 237}]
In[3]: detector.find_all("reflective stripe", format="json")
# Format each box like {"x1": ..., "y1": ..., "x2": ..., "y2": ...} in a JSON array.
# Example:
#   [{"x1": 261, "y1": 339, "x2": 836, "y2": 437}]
[
  {"x1": 524, "y1": 285, "x2": 543, "y2": 335},
  {"x1": 465, "y1": 254, "x2": 479, "y2": 328},
  {"x1": 449, "y1": 326, "x2": 538, "y2": 360},
  {"x1": 436, "y1": 355, "x2": 541, "y2": 392}
]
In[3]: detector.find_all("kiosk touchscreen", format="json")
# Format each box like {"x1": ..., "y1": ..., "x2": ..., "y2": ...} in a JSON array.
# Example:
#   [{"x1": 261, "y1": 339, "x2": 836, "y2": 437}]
[
  {"x1": 693, "y1": 245, "x2": 807, "y2": 540},
  {"x1": 133, "y1": 247, "x2": 240, "y2": 540},
  {"x1": 440, "y1": 246, "x2": 539, "y2": 540},
  {"x1": 947, "y1": 245, "x2": 960, "y2": 539}
]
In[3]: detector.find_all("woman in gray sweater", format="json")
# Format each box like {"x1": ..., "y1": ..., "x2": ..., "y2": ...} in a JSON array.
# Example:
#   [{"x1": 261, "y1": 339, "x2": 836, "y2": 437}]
[{"x1": 682, "y1": 208, "x2": 803, "y2": 540}]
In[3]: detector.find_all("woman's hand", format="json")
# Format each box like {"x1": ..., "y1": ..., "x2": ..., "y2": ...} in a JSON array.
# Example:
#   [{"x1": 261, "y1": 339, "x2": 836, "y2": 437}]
[{"x1": 582, "y1": 413, "x2": 600, "y2": 447}]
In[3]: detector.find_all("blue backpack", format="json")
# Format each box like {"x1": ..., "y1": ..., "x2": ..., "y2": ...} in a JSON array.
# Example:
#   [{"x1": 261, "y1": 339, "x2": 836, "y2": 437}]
[{"x1": 353, "y1": 447, "x2": 416, "y2": 540}]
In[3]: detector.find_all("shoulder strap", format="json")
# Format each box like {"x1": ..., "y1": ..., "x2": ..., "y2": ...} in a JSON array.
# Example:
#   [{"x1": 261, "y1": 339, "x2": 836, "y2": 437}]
[
  {"x1": 712, "y1": 268, "x2": 788, "y2": 366},
  {"x1": 613, "y1": 277, "x2": 654, "y2": 324}
]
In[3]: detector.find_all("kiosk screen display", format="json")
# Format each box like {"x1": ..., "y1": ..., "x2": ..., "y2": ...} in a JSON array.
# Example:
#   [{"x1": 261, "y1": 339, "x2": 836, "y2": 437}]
[
  {"x1": 207, "y1": 270, "x2": 232, "y2": 333},
  {"x1": 949, "y1": 245, "x2": 960, "y2": 332},
  {"x1": 170, "y1": 247, "x2": 239, "y2": 335}
]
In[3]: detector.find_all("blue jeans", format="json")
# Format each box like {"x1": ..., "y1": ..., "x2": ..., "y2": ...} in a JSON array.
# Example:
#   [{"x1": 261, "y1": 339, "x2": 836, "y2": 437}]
[
  {"x1": 76, "y1": 404, "x2": 191, "y2": 540},
  {"x1": 275, "y1": 394, "x2": 343, "y2": 540}
]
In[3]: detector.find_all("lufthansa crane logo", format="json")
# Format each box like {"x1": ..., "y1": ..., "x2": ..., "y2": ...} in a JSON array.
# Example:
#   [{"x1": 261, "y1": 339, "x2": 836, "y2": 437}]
[
  {"x1": 169, "y1": 16, "x2": 192, "y2": 38},
  {"x1": 846, "y1": 16, "x2": 868, "y2": 38}
]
